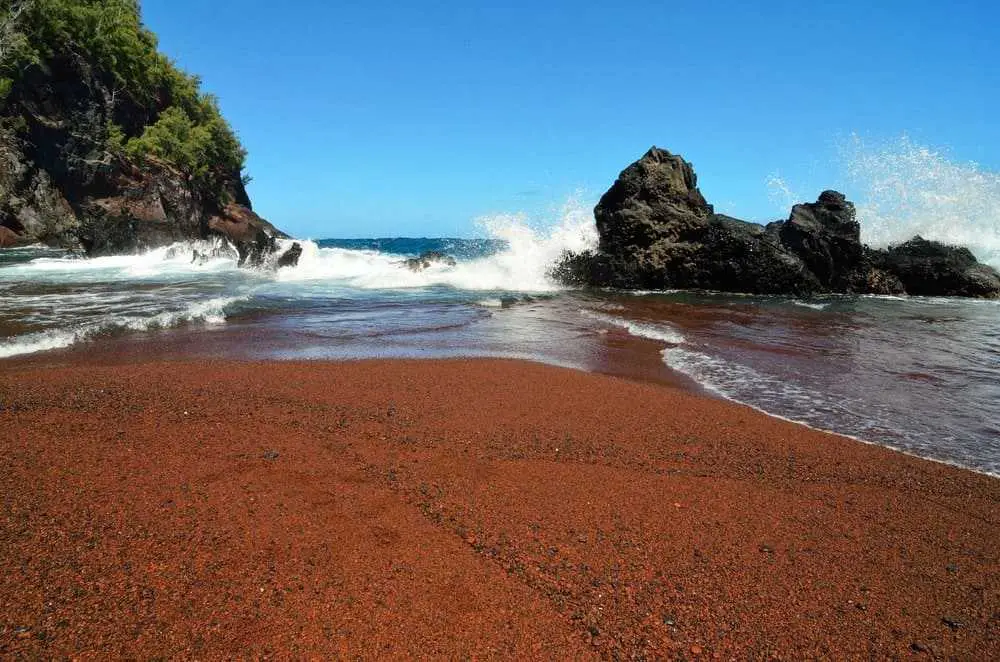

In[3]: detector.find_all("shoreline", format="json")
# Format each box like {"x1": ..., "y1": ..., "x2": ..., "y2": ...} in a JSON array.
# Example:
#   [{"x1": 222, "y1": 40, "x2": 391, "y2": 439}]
[
  {"x1": 688, "y1": 376, "x2": 1000, "y2": 482},
  {"x1": 5, "y1": 334, "x2": 998, "y2": 482},
  {"x1": 2, "y1": 357, "x2": 997, "y2": 658}
]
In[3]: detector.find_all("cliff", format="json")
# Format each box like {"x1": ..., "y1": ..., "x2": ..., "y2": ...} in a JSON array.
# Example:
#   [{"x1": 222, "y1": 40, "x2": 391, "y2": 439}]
[
  {"x1": 0, "y1": 0, "x2": 296, "y2": 266},
  {"x1": 558, "y1": 147, "x2": 1000, "y2": 298}
]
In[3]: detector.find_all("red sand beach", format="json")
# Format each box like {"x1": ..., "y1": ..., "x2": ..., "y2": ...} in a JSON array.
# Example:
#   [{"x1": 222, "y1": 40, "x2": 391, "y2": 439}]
[{"x1": 1, "y1": 358, "x2": 997, "y2": 659}]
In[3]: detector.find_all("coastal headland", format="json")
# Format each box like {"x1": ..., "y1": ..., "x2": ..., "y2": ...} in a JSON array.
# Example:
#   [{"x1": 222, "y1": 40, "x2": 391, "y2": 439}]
[{"x1": 2, "y1": 358, "x2": 996, "y2": 658}]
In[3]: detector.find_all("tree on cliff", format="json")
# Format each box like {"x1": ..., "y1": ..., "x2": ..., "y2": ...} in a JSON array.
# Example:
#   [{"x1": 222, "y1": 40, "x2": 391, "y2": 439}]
[
  {"x1": 0, "y1": 0, "x2": 294, "y2": 260},
  {"x1": 0, "y1": 0, "x2": 247, "y2": 206},
  {"x1": 0, "y1": 1, "x2": 30, "y2": 65}
]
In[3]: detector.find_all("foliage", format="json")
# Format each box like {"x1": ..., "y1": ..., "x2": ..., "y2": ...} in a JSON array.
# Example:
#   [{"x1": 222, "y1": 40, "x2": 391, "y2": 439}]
[
  {"x1": 105, "y1": 120, "x2": 125, "y2": 151},
  {"x1": 1, "y1": 0, "x2": 248, "y2": 203},
  {"x1": 125, "y1": 105, "x2": 246, "y2": 203},
  {"x1": 3, "y1": 0, "x2": 164, "y2": 104}
]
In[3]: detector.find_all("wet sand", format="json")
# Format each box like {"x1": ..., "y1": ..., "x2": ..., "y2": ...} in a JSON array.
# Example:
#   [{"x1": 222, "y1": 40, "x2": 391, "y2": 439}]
[{"x1": 1, "y1": 358, "x2": 997, "y2": 659}]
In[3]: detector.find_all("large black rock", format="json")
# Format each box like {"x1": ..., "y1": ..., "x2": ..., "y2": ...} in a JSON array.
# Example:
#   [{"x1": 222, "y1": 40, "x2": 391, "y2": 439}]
[
  {"x1": 874, "y1": 237, "x2": 1000, "y2": 298},
  {"x1": 561, "y1": 147, "x2": 999, "y2": 298},
  {"x1": 779, "y1": 190, "x2": 865, "y2": 290},
  {"x1": 595, "y1": 147, "x2": 713, "y2": 255}
]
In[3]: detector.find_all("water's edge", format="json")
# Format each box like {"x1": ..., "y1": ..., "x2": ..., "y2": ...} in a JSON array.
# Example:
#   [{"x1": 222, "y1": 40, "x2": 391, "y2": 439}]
[{"x1": 2, "y1": 238, "x2": 998, "y2": 479}]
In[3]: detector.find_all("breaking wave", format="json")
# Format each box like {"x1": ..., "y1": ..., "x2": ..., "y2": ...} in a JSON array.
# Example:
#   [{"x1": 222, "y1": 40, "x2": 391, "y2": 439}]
[
  {"x1": 0, "y1": 295, "x2": 245, "y2": 359},
  {"x1": 278, "y1": 198, "x2": 598, "y2": 292},
  {"x1": 580, "y1": 310, "x2": 685, "y2": 345},
  {"x1": 0, "y1": 199, "x2": 600, "y2": 360},
  {"x1": 3, "y1": 239, "x2": 239, "y2": 281},
  {"x1": 842, "y1": 135, "x2": 1000, "y2": 268},
  {"x1": 770, "y1": 135, "x2": 1000, "y2": 269}
]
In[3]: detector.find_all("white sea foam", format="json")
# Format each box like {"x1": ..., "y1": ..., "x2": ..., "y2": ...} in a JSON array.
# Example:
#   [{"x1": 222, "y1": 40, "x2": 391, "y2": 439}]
[
  {"x1": 0, "y1": 329, "x2": 82, "y2": 358},
  {"x1": 0, "y1": 295, "x2": 243, "y2": 358},
  {"x1": 622, "y1": 289, "x2": 683, "y2": 296},
  {"x1": 661, "y1": 346, "x2": 1000, "y2": 479},
  {"x1": 2, "y1": 243, "x2": 52, "y2": 251},
  {"x1": 2, "y1": 239, "x2": 239, "y2": 282},
  {"x1": 661, "y1": 347, "x2": 852, "y2": 429},
  {"x1": 278, "y1": 197, "x2": 599, "y2": 292},
  {"x1": 581, "y1": 310, "x2": 685, "y2": 345},
  {"x1": 791, "y1": 300, "x2": 830, "y2": 311}
]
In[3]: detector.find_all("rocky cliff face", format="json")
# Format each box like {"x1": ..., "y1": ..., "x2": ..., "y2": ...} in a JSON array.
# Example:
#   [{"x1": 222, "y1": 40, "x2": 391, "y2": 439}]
[
  {"x1": 560, "y1": 147, "x2": 999, "y2": 298},
  {"x1": 0, "y1": 0, "x2": 296, "y2": 267}
]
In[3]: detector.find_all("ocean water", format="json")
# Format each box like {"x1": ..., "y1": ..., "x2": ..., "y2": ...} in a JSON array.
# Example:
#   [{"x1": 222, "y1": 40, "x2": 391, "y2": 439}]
[{"x1": 2, "y1": 139, "x2": 999, "y2": 477}]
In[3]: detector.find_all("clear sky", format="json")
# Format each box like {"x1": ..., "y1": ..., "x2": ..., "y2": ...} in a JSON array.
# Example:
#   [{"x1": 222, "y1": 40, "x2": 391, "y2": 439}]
[{"x1": 142, "y1": 0, "x2": 998, "y2": 238}]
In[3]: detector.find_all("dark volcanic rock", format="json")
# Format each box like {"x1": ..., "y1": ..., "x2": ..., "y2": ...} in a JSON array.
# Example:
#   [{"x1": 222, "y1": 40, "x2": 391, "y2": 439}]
[
  {"x1": 207, "y1": 204, "x2": 290, "y2": 268},
  {"x1": 588, "y1": 147, "x2": 822, "y2": 294},
  {"x1": 857, "y1": 259, "x2": 907, "y2": 296},
  {"x1": 74, "y1": 158, "x2": 202, "y2": 255},
  {"x1": 565, "y1": 146, "x2": 1000, "y2": 298},
  {"x1": 780, "y1": 191, "x2": 865, "y2": 290},
  {"x1": 874, "y1": 237, "x2": 1000, "y2": 298},
  {"x1": 696, "y1": 215, "x2": 817, "y2": 294},
  {"x1": 0, "y1": 121, "x2": 288, "y2": 262},
  {"x1": 276, "y1": 242, "x2": 303, "y2": 269},
  {"x1": 404, "y1": 251, "x2": 457, "y2": 271},
  {"x1": 595, "y1": 147, "x2": 713, "y2": 254}
]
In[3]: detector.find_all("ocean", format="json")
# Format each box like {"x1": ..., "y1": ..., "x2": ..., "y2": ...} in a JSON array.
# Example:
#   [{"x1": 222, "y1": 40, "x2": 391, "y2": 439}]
[
  {"x1": 2, "y1": 137, "x2": 999, "y2": 477},
  {"x1": 2, "y1": 223, "x2": 999, "y2": 478}
]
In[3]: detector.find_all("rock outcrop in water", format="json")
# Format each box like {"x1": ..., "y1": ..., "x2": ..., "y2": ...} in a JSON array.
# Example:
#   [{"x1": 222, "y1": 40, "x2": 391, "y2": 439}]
[
  {"x1": 404, "y1": 251, "x2": 458, "y2": 271},
  {"x1": 0, "y1": 0, "x2": 299, "y2": 268},
  {"x1": 875, "y1": 237, "x2": 1000, "y2": 298},
  {"x1": 557, "y1": 147, "x2": 1000, "y2": 298}
]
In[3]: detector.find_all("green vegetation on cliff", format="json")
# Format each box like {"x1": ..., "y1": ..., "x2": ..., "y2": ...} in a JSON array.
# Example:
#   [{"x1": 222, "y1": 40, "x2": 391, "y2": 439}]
[{"x1": 0, "y1": 0, "x2": 247, "y2": 203}]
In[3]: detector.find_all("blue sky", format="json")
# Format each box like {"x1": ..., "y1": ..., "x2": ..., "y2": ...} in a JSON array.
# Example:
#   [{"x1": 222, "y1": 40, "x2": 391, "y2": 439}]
[{"x1": 143, "y1": 0, "x2": 998, "y2": 238}]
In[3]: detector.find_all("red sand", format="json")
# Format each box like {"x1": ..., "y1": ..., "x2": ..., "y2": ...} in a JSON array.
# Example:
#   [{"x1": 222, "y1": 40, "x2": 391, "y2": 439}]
[{"x1": 1, "y1": 359, "x2": 997, "y2": 659}]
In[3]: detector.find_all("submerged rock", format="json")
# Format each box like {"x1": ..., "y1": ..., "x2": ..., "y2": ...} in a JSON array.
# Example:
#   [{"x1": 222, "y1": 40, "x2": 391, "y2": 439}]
[
  {"x1": 561, "y1": 146, "x2": 999, "y2": 298},
  {"x1": 404, "y1": 251, "x2": 458, "y2": 271}
]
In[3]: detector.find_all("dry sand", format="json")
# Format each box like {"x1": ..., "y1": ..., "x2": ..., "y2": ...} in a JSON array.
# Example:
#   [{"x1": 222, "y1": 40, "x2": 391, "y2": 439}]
[{"x1": 1, "y1": 359, "x2": 997, "y2": 659}]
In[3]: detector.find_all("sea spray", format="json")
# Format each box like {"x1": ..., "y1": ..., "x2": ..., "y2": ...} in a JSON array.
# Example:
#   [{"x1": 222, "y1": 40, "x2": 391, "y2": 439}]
[
  {"x1": 765, "y1": 135, "x2": 1000, "y2": 269},
  {"x1": 278, "y1": 197, "x2": 599, "y2": 291},
  {"x1": 765, "y1": 172, "x2": 802, "y2": 213},
  {"x1": 468, "y1": 195, "x2": 599, "y2": 290},
  {"x1": 840, "y1": 135, "x2": 1000, "y2": 268}
]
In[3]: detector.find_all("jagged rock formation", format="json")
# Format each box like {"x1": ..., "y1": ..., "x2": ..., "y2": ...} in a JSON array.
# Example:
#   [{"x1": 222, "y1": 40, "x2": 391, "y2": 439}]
[
  {"x1": 558, "y1": 147, "x2": 999, "y2": 298},
  {"x1": 0, "y1": 0, "x2": 298, "y2": 267}
]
